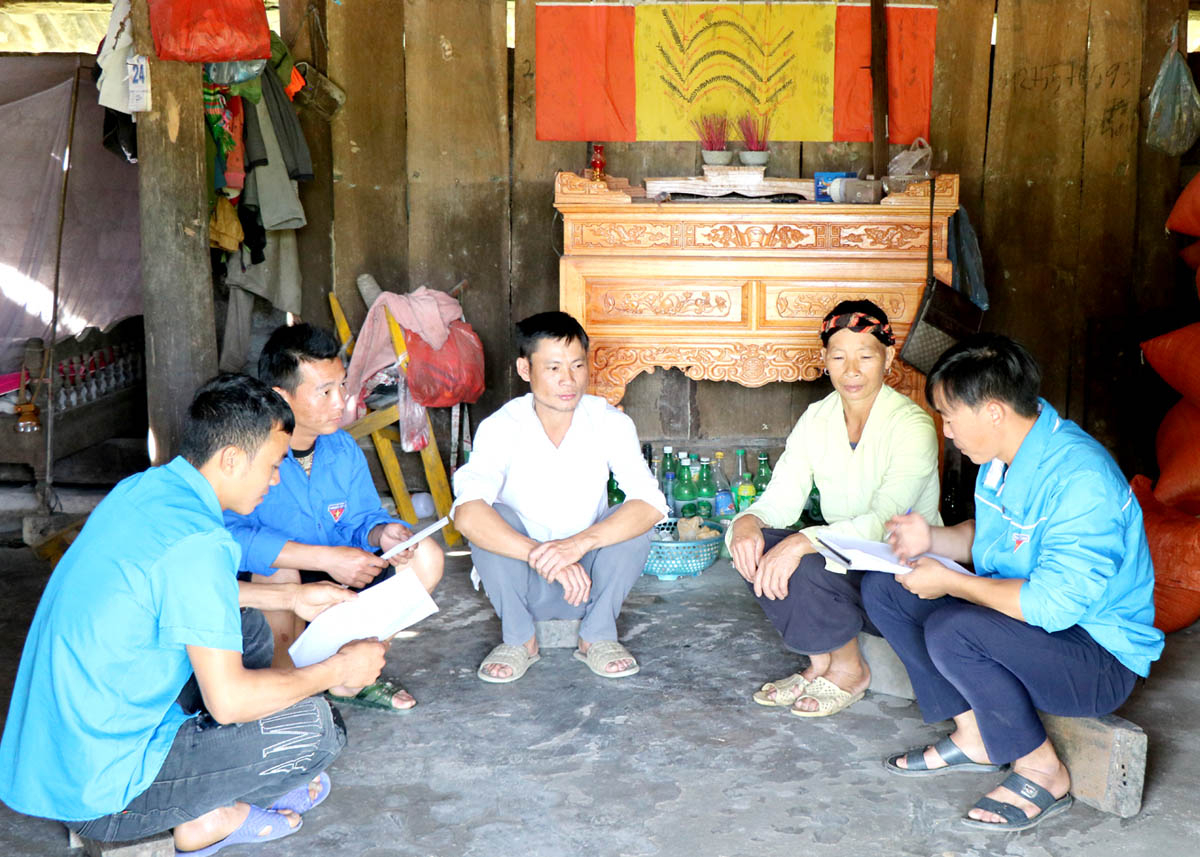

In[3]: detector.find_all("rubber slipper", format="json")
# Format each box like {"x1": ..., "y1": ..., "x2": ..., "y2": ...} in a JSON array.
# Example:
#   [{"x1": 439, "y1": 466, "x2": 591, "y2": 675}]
[
  {"x1": 268, "y1": 772, "x2": 331, "y2": 815},
  {"x1": 960, "y1": 772, "x2": 1073, "y2": 832},
  {"x1": 574, "y1": 641, "x2": 640, "y2": 678},
  {"x1": 788, "y1": 676, "x2": 865, "y2": 718},
  {"x1": 327, "y1": 679, "x2": 415, "y2": 713},
  {"x1": 752, "y1": 673, "x2": 809, "y2": 707},
  {"x1": 176, "y1": 805, "x2": 300, "y2": 856},
  {"x1": 478, "y1": 643, "x2": 541, "y2": 684},
  {"x1": 884, "y1": 736, "x2": 1007, "y2": 777}
]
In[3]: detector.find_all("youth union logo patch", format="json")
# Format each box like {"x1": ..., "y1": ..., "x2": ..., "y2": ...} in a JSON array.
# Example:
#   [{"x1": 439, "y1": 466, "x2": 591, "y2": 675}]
[
  {"x1": 1012, "y1": 533, "x2": 1029, "y2": 552},
  {"x1": 327, "y1": 502, "x2": 346, "y2": 523}
]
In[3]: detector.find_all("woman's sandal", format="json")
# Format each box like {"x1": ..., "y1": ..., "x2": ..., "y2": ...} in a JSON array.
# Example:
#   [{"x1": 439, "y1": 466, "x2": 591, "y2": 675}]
[
  {"x1": 960, "y1": 772, "x2": 1073, "y2": 831},
  {"x1": 327, "y1": 679, "x2": 415, "y2": 713},
  {"x1": 574, "y1": 641, "x2": 640, "y2": 678},
  {"x1": 788, "y1": 676, "x2": 865, "y2": 718},
  {"x1": 752, "y1": 673, "x2": 809, "y2": 707},
  {"x1": 884, "y1": 736, "x2": 1007, "y2": 777},
  {"x1": 177, "y1": 805, "x2": 301, "y2": 856},
  {"x1": 477, "y1": 643, "x2": 541, "y2": 683}
]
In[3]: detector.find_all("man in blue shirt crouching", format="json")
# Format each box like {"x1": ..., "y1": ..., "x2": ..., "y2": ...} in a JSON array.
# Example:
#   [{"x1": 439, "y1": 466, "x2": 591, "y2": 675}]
[
  {"x1": 224, "y1": 323, "x2": 443, "y2": 712},
  {"x1": 0, "y1": 374, "x2": 388, "y2": 854},
  {"x1": 863, "y1": 334, "x2": 1164, "y2": 832}
]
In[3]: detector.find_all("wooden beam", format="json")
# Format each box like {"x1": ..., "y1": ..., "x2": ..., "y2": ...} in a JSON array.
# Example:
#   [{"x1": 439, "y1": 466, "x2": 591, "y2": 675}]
[
  {"x1": 870, "y1": 0, "x2": 889, "y2": 179},
  {"x1": 131, "y1": 0, "x2": 217, "y2": 463}
]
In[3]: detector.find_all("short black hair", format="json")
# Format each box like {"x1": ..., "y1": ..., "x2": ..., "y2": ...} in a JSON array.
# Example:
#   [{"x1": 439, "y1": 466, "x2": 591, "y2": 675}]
[
  {"x1": 258, "y1": 323, "x2": 341, "y2": 392},
  {"x1": 819, "y1": 299, "x2": 893, "y2": 346},
  {"x1": 514, "y1": 311, "x2": 589, "y2": 360},
  {"x1": 179, "y1": 374, "x2": 295, "y2": 467},
  {"x1": 926, "y1": 333, "x2": 1041, "y2": 418}
]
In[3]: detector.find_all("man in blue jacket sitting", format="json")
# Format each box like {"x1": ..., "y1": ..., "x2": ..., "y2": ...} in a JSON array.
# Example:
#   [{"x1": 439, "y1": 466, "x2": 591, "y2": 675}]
[
  {"x1": 863, "y1": 334, "x2": 1163, "y2": 832},
  {"x1": 225, "y1": 324, "x2": 443, "y2": 712}
]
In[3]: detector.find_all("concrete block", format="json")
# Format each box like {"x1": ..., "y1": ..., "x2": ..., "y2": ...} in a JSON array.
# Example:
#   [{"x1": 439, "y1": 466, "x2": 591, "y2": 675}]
[
  {"x1": 66, "y1": 830, "x2": 174, "y2": 857},
  {"x1": 535, "y1": 619, "x2": 581, "y2": 648},
  {"x1": 859, "y1": 632, "x2": 915, "y2": 700},
  {"x1": 1042, "y1": 712, "x2": 1147, "y2": 818},
  {"x1": 856, "y1": 634, "x2": 1147, "y2": 817}
]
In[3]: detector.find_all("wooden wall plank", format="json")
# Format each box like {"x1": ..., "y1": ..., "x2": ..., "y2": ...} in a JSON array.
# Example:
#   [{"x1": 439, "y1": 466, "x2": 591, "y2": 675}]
[
  {"x1": 1073, "y1": 0, "x2": 1142, "y2": 455},
  {"x1": 281, "y1": 0, "x2": 334, "y2": 329},
  {"x1": 327, "y1": 0, "x2": 409, "y2": 332},
  {"x1": 930, "y1": 0, "x2": 995, "y2": 218},
  {"x1": 131, "y1": 0, "x2": 216, "y2": 462},
  {"x1": 512, "y1": 0, "x2": 584, "y2": 358},
  {"x1": 981, "y1": 0, "x2": 1090, "y2": 411},
  {"x1": 404, "y1": 0, "x2": 512, "y2": 417}
]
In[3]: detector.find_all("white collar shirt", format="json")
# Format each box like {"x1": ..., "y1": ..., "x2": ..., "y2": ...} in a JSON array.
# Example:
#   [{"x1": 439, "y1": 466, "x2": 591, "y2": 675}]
[{"x1": 451, "y1": 393, "x2": 667, "y2": 542}]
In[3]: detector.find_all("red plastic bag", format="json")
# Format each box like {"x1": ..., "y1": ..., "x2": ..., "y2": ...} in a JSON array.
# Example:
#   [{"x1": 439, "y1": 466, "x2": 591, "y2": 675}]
[
  {"x1": 147, "y1": 0, "x2": 271, "y2": 63},
  {"x1": 405, "y1": 320, "x2": 485, "y2": 408}
]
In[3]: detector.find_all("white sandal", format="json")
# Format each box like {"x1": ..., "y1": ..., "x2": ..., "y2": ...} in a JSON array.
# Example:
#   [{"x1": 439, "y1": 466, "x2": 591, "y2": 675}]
[
  {"x1": 477, "y1": 643, "x2": 540, "y2": 684},
  {"x1": 752, "y1": 673, "x2": 809, "y2": 707},
  {"x1": 789, "y1": 676, "x2": 865, "y2": 718},
  {"x1": 574, "y1": 640, "x2": 640, "y2": 678}
]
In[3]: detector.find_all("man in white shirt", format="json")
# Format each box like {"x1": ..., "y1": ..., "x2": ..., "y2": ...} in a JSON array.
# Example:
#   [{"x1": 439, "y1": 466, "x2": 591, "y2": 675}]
[{"x1": 451, "y1": 312, "x2": 667, "y2": 683}]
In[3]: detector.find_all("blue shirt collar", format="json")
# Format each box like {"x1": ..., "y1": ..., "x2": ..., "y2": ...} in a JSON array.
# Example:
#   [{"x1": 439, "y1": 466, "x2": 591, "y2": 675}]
[
  {"x1": 993, "y1": 398, "x2": 1058, "y2": 516},
  {"x1": 164, "y1": 455, "x2": 225, "y2": 521}
]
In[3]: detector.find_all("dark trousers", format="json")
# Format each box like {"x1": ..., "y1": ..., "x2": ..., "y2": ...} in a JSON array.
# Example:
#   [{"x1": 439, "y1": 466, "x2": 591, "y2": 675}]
[
  {"x1": 747, "y1": 529, "x2": 880, "y2": 655},
  {"x1": 860, "y1": 571, "x2": 1137, "y2": 764},
  {"x1": 68, "y1": 609, "x2": 347, "y2": 842}
]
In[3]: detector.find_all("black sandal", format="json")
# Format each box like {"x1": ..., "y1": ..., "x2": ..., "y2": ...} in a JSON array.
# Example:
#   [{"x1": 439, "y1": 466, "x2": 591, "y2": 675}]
[
  {"x1": 961, "y1": 772, "x2": 1073, "y2": 831},
  {"x1": 884, "y1": 736, "x2": 1006, "y2": 777}
]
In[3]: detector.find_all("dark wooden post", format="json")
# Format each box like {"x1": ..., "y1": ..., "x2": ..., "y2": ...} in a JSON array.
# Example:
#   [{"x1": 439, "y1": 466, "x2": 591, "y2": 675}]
[
  {"x1": 131, "y1": 0, "x2": 217, "y2": 463},
  {"x1": 870, "y1": 0, "x2": 889, "y2": 179}
]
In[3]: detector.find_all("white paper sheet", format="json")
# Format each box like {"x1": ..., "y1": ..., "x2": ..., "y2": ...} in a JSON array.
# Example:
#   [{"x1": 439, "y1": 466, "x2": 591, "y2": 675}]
[
  {"x1": 380, "y1": 516, "x2": 450, "y2": 560},
  {"x1": 813, "y1": 534, "x2": 973, "y2": 576},
  {"x1": 287, "y1": 566, "x2": 439, "y2": 668}
]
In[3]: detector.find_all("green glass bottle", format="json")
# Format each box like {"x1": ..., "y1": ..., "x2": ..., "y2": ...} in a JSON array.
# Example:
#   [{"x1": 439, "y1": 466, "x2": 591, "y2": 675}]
[
  {"x1": 753, "y1": 452, "x2": 773, "y2": 495},
  {"x1": 696, "y1": 458, "x2": 717, "y2": 518},
  {"x1": 672, "y1": 463, "x2": 698, "y2": 517},
  {"x1": 607, "y1": 471, "x2": 625, "y2": 506},
  {"x1": 734, "y1": 448, "x2": 757, "y2": 512}
]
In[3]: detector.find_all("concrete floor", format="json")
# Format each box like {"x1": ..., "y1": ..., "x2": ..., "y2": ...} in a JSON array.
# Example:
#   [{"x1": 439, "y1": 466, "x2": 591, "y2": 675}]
[{"x1": 1, "y1": 542, "x2": 1198, "y2": 857}]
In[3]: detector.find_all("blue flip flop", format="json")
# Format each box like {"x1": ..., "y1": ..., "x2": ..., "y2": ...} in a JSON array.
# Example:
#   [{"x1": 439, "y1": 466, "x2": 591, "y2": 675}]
[
  {"x1": 176, "y1": 805, "x2": 301, "y2": 856},
  {"x1": 267, "y1": 771, "x2": 331, "y2": 815}
]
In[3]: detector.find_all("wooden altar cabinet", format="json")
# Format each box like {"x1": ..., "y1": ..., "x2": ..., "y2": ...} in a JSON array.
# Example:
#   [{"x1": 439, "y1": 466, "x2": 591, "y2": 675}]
[{"x1": 554, "y1": 172, "x2": 960, "y2": 414}]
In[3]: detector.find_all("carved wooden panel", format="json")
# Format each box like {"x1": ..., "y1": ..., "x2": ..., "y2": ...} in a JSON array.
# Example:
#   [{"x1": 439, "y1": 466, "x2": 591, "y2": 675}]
[
  {"x1": 685, "y1": 222, "x2": 824, "y2": 250},
  {"x1": 830, "y1": 223, "x2": 945, "y2": 253},
  {"x1": 587, "y1": 282, "x2": 746, "y2": 325},
  {"x1": 571, "y1": 222, "x2": 682, "y2": 250},
  {"x1": 765, "y1": 285, "x2": 913, "y2": 324}
]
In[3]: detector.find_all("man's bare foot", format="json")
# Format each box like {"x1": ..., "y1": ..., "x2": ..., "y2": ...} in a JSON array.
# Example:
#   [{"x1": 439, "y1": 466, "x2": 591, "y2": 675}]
[
  {"x1": 173, "y1": 802, "x2": 299, "y2": 852},
  {"x1": 578, "y1": 638, "x2": 634, "y2": 674},
  {"x1": 967, "y1": 760, "x2": 1070, "y2": 824},
  {"x1": 481, "y1": 636, "x2": 539, "y2": 680}
]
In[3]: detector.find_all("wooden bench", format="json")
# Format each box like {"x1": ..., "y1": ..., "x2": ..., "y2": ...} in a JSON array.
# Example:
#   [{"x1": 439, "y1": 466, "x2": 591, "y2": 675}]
[
  {"x1": 858, "y1": 633, "x2": 1147, "y2": 817},
  {"x1": 67, "y1": 827, "x2": 173, "y2": 856}
]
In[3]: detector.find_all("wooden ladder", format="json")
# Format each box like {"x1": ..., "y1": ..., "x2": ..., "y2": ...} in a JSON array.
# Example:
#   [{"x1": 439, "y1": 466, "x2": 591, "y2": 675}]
[{"x1": 329, "y1": 294, "x2": 462, "y2": 546}]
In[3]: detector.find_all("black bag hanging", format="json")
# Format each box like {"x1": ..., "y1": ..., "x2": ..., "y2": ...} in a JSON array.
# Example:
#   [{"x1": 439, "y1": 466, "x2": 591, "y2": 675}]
[{"x1": 899, "y1": 175, "x2": 985, "y2": 375}]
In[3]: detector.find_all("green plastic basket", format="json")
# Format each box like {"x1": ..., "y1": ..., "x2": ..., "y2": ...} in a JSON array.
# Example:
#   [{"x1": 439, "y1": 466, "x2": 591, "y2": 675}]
[{"x1": 642, "y1": 518, "x2": 724, "y2": 580}]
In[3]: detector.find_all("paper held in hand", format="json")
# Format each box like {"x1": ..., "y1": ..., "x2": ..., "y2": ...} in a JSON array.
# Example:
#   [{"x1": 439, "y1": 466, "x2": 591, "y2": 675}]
[
  {"x1": 812, "y1": 533, "x2": 973, "y2": 576},
  {"x1": 288, "y1": 566, "x2": 439, "y2": 668},
  {"x1": 381, "y1": 516, "x2": 451, "y2": 560}
]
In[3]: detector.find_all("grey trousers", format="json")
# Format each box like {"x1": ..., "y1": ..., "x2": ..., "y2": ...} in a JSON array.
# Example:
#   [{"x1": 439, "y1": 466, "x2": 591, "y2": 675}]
[{"x1": 471, "y1": 504, "x2": 651, "y2": 646}]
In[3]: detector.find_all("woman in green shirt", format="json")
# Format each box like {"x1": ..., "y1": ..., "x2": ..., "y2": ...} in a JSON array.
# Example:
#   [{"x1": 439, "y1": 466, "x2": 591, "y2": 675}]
[{"x1": 727, "y1": 299, "x2": 940, "y2": 718}]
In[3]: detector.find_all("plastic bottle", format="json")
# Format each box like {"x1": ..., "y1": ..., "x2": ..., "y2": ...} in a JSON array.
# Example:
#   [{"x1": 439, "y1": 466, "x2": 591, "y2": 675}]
[
  {"x1": 754, "y1": 452, "x2": 773, "y2": 495},
  {"x1": 663, "y1": 471, "x2": 677, "y2": 513},
  {"x1": 673, "y1": 464, "x2": 698, "y2": 518},
  {"x1": 661, "y1": 446, "x2": 675, "y2": 491},
  {"x1": 713, "y1": 451, "x2": 736, "y2": 518},
  {"x1": 734, "y1": 449, "x2": 757, "y2": 511},
  {"x1": 607, "y1": 471, "x2": 626, "y2": 506},
  {"x1": 696, "y1": 458, "x2": 717, "y2": 518}
]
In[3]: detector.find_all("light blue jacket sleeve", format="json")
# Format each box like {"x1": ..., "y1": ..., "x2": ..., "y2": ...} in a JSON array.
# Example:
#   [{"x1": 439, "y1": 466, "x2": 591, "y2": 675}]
[
  {"x1": 1019, "y1": 473, "x2": 1124, "y2": 633},
  {"x1": 332, "y1": 440, "x2": 395, "y2": 550},
  {"x1": 222, "y1": 509, "x2": 289, "y2": 577}
]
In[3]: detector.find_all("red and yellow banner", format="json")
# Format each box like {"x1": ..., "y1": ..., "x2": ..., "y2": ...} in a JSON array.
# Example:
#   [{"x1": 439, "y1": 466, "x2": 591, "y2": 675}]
[{"x1": 535, "y1": 2, "x2": 936, "y2": 144}]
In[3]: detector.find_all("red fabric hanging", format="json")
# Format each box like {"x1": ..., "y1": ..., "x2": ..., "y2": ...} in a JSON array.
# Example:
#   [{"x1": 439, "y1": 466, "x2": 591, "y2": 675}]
[{"x1": 147, "y1": 0, "x2": 271, "y2": 63}]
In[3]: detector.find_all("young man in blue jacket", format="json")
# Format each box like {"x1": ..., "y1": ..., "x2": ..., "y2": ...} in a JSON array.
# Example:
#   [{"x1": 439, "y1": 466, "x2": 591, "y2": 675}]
[
  {"x1": 224, "y1": 324, "x2": 443, "y2": 712},
  {"x1": 863, "y1": 334, "x2": 1163, "y2": 832},
  {"x1": 0, "y1": 375, "x2": 387, "y2": 853}
]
